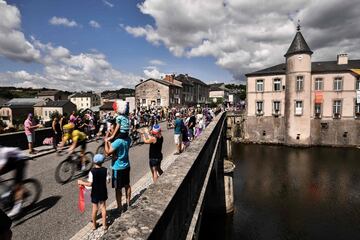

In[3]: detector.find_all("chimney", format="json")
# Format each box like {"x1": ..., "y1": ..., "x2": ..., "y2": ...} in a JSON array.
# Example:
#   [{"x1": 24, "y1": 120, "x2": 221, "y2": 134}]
[
  {"x1": 164, "y1": 75, "x2": 174, "y2": 83},
  {"x1": 337, "y1": 53, "x2": 348, "y2": 65}
]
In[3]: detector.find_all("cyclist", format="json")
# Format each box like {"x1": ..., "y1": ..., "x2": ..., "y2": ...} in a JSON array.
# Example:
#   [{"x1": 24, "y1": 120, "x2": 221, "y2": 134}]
[
  {"x1": 0, "y1": 146, "x2": 27, "y2": 217},
  {"x1": 59, "y1": 123, "x2": 88, "y2": 171}
]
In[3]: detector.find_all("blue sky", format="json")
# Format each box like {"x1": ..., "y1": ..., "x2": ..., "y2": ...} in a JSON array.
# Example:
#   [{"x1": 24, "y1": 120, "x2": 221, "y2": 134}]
[
  {"x1": 0, "y1": 0, "x2": 232, "y2": 91},
  {"x1": 0, "y1": 0, "x2": 358, "y2": 91}
]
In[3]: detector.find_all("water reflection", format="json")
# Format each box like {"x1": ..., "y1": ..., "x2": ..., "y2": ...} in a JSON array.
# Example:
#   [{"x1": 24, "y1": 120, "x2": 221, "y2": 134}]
[{"x1": 200, "y1": 144, "x2": 360, "y2": 240}]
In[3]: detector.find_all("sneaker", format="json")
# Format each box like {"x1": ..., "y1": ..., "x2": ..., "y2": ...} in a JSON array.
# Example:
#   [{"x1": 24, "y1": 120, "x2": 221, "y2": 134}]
[{"x1": 8, "y1": 201, "x2": 22, "y2": 217}]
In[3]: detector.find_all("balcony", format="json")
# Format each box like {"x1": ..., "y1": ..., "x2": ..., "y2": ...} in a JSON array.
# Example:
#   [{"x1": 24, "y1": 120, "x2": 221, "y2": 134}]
[{"x1": 333, "y1": 113, "x2": 341, "y2": 119}]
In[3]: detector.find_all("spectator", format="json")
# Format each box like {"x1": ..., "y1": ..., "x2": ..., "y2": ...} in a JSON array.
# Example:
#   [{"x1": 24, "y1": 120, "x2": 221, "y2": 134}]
[
  {"x1": 141, "y1": 125, "x2": 163, "y2": 182},
  {"x1": 69, "y1": 111, "x2": 76, "y2": 124},
  {"x1": 52, "y1": 116, "x2": 62, "y2": 150},
  {"x1": 104, "y1": 134, "x2": 131, "y2": 212},
  {"x1": 78, "y1": 154, "x2": 110, "y2": 230},
  {"x1": 187, "y1": 111, "x2": 196, "y2": 141},
  {"x1": 24, "y1": 113, "x2": 41, "y2": 154},
  {"x1": 174, "y1": 112, "x2": 183, "y2": 155}
]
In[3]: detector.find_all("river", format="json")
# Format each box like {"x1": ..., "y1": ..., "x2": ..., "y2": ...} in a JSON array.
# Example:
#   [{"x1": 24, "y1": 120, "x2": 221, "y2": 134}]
[{"x1": 200, "y1": 143, "x2": 360, "y2": 240}]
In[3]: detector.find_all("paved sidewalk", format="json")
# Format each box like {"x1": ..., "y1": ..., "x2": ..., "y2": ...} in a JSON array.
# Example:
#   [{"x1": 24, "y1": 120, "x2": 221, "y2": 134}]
[{"x1": 69, "y1": 153, "x2": 179, "y2": 240}]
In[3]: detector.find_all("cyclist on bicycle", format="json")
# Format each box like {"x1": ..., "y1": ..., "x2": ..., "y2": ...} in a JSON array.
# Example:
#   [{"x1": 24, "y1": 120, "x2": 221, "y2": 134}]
[
  {"x1": 59, "y1": 123, "x2": 88, "y2": 171},
  {"x1": 0, "y1": 147, "x2": 27, "y2": 217}
]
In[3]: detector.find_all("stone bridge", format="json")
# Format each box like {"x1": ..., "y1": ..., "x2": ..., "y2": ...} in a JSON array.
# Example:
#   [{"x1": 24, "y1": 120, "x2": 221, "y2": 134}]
[{"x1": 102, "y1": 111, "x2": 235, "y2": 240}]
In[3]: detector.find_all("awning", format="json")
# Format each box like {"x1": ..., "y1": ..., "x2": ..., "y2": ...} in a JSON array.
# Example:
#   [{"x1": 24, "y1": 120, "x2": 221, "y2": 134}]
[{"x1": 351, "y1": 69, "x2": 360, "y2": 75}]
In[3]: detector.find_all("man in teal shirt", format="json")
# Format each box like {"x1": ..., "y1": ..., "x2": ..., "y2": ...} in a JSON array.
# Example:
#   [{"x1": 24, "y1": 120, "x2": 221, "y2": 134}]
[
  {"x1": 174, "y1": 112, "x2": 184, "y2": 155},
  {"x1": 104, "y1": 137, "x2": 131, "y2": 211}
]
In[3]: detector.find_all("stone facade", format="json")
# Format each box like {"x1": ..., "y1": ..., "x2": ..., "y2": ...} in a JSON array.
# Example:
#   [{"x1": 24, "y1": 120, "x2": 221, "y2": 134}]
[{"x1": 245, "y1": 27, "x2": 360, "y2": 147}]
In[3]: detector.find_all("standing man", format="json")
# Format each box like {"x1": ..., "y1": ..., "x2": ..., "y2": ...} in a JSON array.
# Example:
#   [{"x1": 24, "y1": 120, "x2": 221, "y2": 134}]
[
  {"x1": 104, "y1": 135, "x2": 131, "y2": 212},
  {"x1": 24, "y1": 113, "x2": 41, "y2": 154},
  {"x1": 187, "y1": 111, "x2": 196, "y2": 141},
  {"x1": 174, "y1": 112, "x2": 183, "y2": 155}
]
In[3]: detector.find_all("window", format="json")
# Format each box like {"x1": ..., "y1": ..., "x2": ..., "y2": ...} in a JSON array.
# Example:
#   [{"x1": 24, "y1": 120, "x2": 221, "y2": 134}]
[
  {"x1": 256, "y1": 79, "x2": 264, "y2": 92},
  {"x1": 81, "y1": 103, "x2": 83, "y2": 107},
  {"x1": 273, "y1": 101, "x2": 280, "y2": 115},
  {"x1": 256, "y1": 101, "x2": 263, "y2": 115},
  {"x1": 45, "y1": 111, "x2": 47, "y2": 116},
  {"x1": 157, "y1": 99, "x2": 161, "y2": 105},
  {"x1": 273, "y1": 79, "x2": 281, "y2": 91},
  {"x1": 333, "y1": 77, "x2": 343, "y2": 91},
  {"x1": 333, "y1": 100, "x2": 342, "y2": 118},
  {"x1": 315, "y1": 78, "x2": 323, "y2": 91},
  {"x1": 295, "y1": 101, "x2": 303, "y2": 115},
  {"x1": 296, "y1": 76, "x2": 304, "y2": 92},
  {"x1": 356, "y1": 77, "x2": 360, "y2": 90},
  {"x1": 355, "y1": 100, "x2": 360, "y2": 118},
  {"x1": 142, "y1": 99, "x2": 146, "y2": 104},
  {"x1": 314, "y1": 103, "x2": 322, "y2": 118}
]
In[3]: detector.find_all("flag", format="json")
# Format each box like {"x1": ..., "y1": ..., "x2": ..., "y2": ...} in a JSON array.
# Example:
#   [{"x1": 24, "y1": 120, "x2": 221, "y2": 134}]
[{"x1": 78, "y1": 186, "x2": 85, "y2": 213}]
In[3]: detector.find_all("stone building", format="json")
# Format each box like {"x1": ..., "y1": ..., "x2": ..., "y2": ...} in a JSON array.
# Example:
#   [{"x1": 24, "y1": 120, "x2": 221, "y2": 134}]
[
  {"x1": 70, "y1": 92, "x2": 101, "y2": 111},
  {"x1": 135, "y1": 78, "x2": 182, "y2": 108},
  {"x1": 245, "y1": 26, "x2": 360, "y2": 147},
  {"x1": 175, "y1": 74, "x2": 209, "y2": 106},
  {"x1": 34, "y1": 100, "x2": 76, "y2": 122},
  {"x1": 36, "y1": 90, "x2": 70, "y2": 101}
]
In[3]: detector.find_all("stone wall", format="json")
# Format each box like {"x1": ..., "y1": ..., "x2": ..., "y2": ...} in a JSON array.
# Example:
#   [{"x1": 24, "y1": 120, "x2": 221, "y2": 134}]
[
  {"x1": 243, "y1": 116, "x2": 286, "y2": 144},
  {"x1": 311, "y1": 119, "x2": 360, "y2": 147},
  {"x1": 102, "y1": 112, "x2": 226, "y2": 240},
  {"x1": 0, "y1": 127, "x2": 53, "y2": 150}
]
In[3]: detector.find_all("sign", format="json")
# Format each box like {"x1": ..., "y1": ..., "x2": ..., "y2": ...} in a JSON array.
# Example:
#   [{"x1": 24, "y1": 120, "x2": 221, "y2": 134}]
[
  {"x1": 357, "y1": 90, "x2": 360, "y2": 104},
  {"x1": 315, "y1": 91, "x2": 323, "y2": 103}
]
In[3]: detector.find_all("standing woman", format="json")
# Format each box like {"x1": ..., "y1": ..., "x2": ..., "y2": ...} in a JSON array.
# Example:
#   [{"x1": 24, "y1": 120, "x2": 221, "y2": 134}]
[
  {"x1": 141, "y1": 125, "x2": 163, "y2": 182},
  {"x1": 52, "y1": 116, "x2": 62, "y2": 150}
]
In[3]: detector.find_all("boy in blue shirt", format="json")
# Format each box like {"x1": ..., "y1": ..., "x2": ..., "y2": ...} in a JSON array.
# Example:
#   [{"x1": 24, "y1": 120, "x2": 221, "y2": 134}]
[{"x1": 107, "y1": 100, "x2": 130, "y2": 141}]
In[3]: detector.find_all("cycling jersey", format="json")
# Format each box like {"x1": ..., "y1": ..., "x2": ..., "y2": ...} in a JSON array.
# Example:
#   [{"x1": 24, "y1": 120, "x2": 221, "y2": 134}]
[{"x1": 63, "y1": 130, "x2": 87, "y2": 143}]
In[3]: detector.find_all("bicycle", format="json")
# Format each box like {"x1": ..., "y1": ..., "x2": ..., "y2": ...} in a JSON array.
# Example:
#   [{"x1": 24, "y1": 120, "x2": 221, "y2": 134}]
[
  {"x1": 129, "y1": 129, "x2": 142, "y2": 147},
  {"x1": 0, "y1": 158, "x2": 42, "y2": 217},
  {"x1": 55, "y1": 150, "x2": 94, "y2": 184}
]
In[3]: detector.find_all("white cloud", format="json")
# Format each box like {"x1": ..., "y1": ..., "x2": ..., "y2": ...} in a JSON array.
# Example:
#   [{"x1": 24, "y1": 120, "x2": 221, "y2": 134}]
[
  {"x1": 143, "y1": 66, "x2": 165, "y2": 79},
  {"x1": 0, "y1": 0, "x2": 40, "y2": 62},
  {"x1": 102, "y1": 0, "x2": 114, "y2": 8},
  {"x1": 49, "y1": 16, "x2": 78, "y2": 28},
  {"x1": 126, "y1": 0, "x2": 360, "y2": 81},
  {"x1": 149, "y1": 59, "x2": 165, "y2": 65},
  {"x1": 89, "y1": 20, "x2": 101, "y2": 29}
]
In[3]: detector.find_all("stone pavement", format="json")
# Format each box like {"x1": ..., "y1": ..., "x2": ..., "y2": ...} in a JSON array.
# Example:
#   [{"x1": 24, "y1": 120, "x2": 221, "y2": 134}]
[{"x1": 69, "y1": 153, "x2": 179, "y2": 240}]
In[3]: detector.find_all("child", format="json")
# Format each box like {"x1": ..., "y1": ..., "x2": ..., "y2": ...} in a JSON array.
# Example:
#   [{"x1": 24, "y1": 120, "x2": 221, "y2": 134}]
[
  {"x1": 107, "y1": 100, "x2": 130, "y2": 141},
  {"x1": 78, "y1": 154, "x2": 110, "y2": 230}
]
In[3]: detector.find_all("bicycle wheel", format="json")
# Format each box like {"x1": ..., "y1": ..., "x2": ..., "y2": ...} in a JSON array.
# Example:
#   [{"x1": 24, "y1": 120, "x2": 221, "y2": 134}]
[
  {"x1": 83, "y1": 152, "x2": 94, "y2": 173},
  {"x1": 96, "y1": 144, "x2": 105, "y2": 155},
  {"x1": 55, "y1": 158, "x2": 75, "y2": 184},
  {"x1": 22, "y1": 178, "x2": 42, "y2": 210}
]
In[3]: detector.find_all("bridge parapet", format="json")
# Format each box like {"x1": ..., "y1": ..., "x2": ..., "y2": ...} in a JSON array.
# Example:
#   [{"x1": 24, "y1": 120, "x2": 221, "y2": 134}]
[{"x1": 102, "y1": 112, "x2": 227, "y2": 240}]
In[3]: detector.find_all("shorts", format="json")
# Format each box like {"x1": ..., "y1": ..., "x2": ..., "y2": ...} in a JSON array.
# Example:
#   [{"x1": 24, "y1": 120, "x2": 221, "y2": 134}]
[
  {"x1": 91, "y1": 196, "x2": 107, "y2": 204},
  {"x1": 0, "y1": 158, "x2": 26, "y2": 184},
  {"x1": 26, "y1": 134, "x2": 35, "y2": 143},
  {"x1": 117, "y1": 132, "x2": 129, "y2": 139},
  {"x1": 149, "y1": 158, "x2": 162, "y2": 168},
  {"x1": 76, "y1": 140, "x2": 87, "y2": 151},
  {"x1": 112, "y1": 168, "x2": 130, "y2": 189},
  {"x1": 174, "y1": 134, "x2": 182, "y2": 145}
]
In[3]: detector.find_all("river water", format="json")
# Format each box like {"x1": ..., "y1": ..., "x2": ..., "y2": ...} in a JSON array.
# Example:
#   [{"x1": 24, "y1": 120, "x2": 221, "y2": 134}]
[{"x1": 200, "y1": 143, "x2": 360, "y2": 240}]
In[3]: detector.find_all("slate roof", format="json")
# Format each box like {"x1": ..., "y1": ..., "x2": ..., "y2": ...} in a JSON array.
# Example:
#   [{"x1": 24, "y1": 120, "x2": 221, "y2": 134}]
[
  {"x1": 176, "y1": 74, "x2": 208, "y2": 86},
  {"x1": 284, "y1": 30, "x2": 313, "y2": 57},
  {"x1": 2, "y1": 98, "x2": 43, "y2": 108},
  {"x1": 246, "y1": 60, "x2": 360, "y2": 77},
  {"x1": 71, "y1": 92, "x2": 98, "y2": 98},
  {"x1": 135, "y1": 78, "x2": 182, "y2": 88},
  {"x1": 44, "y1": 100, "x2": 72, "y2": 107},
  {"x1": 37, "y1": 90, "x2": 59, "y2": 96},
  {"x1": 100, "y1": 101, "x2": 114, "y2": 110}
]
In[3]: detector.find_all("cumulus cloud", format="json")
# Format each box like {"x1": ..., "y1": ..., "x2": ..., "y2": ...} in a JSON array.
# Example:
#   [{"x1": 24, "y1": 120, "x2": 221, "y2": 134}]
[
  {"x1": 149, "y1": 59, "x2": 165, "y2": 65},
  {"x1": 49, "y1": 16, "x2": 78, "y2": 27},
  {"x1": 0, "y1": 0, "x2": 40, "y2": 62},
  {"x1": 0, "y1": 2, "x2": 141, "y2": 91},
  {"x1": 126, "y1": 0, "x2": 360, "y2": 81},
  {"x1": 102, "y1": 0, "x2": 114, "y2": 8},
  {"x1": 89, "y1": 20, "x2": 101, "y2": 28},
  {"x1": 143, "y1": 66, "x2": 166, "y2": 79}
]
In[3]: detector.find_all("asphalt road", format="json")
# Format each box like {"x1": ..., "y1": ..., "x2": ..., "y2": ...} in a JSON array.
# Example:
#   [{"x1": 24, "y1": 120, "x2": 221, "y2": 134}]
[{"x1": 10, "y1": 123, "x2": 176, "y2": 240}]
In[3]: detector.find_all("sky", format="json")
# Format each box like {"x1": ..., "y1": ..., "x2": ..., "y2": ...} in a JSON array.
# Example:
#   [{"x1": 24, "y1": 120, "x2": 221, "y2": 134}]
[{"x1": 0, "y1": 0, "x2": 359, "y2": 91}]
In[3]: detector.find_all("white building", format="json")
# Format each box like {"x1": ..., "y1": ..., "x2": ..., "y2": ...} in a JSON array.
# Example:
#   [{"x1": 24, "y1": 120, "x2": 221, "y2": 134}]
[{"x1": 70, "y1": 92, "x2": 101, "y2": 111}]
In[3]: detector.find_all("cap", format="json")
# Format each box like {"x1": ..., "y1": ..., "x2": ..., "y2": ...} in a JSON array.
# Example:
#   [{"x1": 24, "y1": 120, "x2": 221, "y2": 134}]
[
  {"x1": 93, "y1": 154, "x2": 105, "y2": 164},
  {"x1": 151, "y1": 124, "x2": 161, "y2": 134}
]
